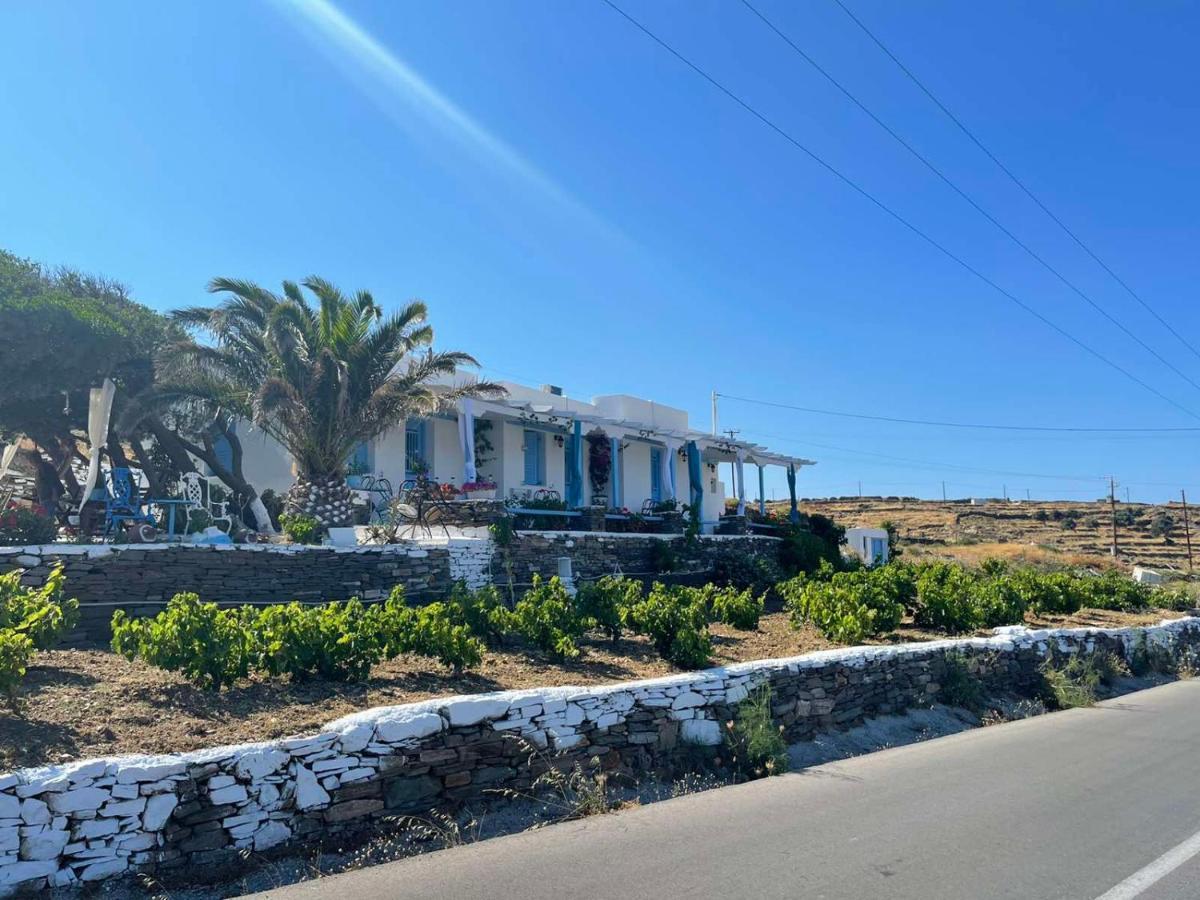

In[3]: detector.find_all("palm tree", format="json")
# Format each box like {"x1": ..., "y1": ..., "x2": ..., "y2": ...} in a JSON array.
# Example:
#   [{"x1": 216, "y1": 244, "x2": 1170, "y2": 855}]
[{"x1": 159, "y1": 276, "x2": 503, "y2": 528}]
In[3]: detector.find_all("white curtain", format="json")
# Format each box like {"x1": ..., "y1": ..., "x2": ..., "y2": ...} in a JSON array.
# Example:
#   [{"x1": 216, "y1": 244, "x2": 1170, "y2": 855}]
[
  {"x1": 457, "y1": 398, "x2": 477, "y2": 483},
  {"x1": 735, "y1": 447, "x2": 746, "y2": 516},
  {"x1": 0, "y1": 438, "x2": 21, "y2": 486},
  {"x1": 662, "y1": 440, "x2": 678, "y2": 501},
  {"x1": 79, "y1": 379, "x2": 116, "y2": 512}
]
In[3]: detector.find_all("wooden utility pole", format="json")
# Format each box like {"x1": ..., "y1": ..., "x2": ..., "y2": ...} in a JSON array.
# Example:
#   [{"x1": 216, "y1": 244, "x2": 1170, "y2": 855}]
[
  {"x1": 1109, "y1": 476, "x2": 1119, "y2": 557},
  {"x1": 941, "y1": 481, "x2": 946, "y2": 502},
  {"x1": 1182, "y1": 490, "x2": 1194, "y2": 573}
]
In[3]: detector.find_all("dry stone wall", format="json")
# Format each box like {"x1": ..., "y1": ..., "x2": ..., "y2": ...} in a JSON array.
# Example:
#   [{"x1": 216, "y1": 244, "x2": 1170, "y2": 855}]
[
  {"x1": 4, "y1": 617, "x2": 1199, "y2": 895},
  {"x1": 0, "y1": 544, "x2": 453, "y2": 643}
]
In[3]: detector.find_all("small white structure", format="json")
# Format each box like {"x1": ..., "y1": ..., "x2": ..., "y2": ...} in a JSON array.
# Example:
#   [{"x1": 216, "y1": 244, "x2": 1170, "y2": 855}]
[
  {"x1": 1132, "y1": 566, "x2": 1165, "y2": 585},
  {"x1": 846, "y1": 527, "x2": 889, "y2": 565}
]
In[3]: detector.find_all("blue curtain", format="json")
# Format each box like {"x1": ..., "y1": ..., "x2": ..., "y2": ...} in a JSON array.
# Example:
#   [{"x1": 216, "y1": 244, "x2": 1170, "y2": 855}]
[
  {"x1": 787, "y1": 463, "x2": 799, "y2": 523},
  {"x1": 609, "y1": 437, "x2": 622, "y2": 508},
  {"x1": 567, "y1": 420, "x2": 584, "y2": 507},
  {"x1": 687, "y1": 441, "x2": 703, "y2": 516}
]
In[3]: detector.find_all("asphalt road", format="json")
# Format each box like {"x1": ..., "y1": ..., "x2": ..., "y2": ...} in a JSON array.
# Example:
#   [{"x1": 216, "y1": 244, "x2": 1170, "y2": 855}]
[{"x1": 247, "y1": 681, "x2": 1200, "y2": 900}]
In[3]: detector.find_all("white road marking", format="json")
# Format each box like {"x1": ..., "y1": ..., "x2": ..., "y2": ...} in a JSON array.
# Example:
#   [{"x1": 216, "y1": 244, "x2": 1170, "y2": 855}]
[{"x1": 1096, "y1": 827, "x2": 1200, "y2": 900}]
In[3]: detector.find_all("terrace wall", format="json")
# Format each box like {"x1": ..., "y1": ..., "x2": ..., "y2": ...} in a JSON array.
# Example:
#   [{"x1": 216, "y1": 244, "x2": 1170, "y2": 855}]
[
  {"x1": 0, "y1": 534, "x2": 778, "y2": 643},
  {"x1": 3, "y1": 617, "x2": 1198, "y2": 895}
]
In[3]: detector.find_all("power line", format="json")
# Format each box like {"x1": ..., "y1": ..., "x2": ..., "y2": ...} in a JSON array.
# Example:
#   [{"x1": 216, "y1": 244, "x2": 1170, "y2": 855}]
[
  {"x1": 830, "y1": 0, "x2": 1200, "y2": 367},
  {"x1": 740, "y1": 0, "x2": 1200, "y2": 395},
  {"x1": 599, "y1": 0, "x2": 1200, "y2": 422},
  {"x1": 717, "y1": 392, "x2": 1200, "y2": 433}
]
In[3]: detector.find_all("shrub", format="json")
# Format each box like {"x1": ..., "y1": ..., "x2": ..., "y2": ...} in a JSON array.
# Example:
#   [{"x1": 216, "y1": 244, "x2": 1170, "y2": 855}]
[
  {"x1": 1149, "y1": 511, "x2": 1174, "y2": 538},
  {"x1": 254, "y1": 600, "x2": 380, "y2": 681},
  {"x1": 0, "y1": 505, "x2": 57, "y2": 546},
  {"x1": 1077, "y1": 571, "x2": 1150, "y2": 611},
  {"x1": 706, "y1": 584, "x2": 764, "y2": 630},
  {"x1": 724, "y1": 684, "x2": 787, "y2": 778},
  {"x1": 511, "y1": 575, "x2": 586, "y2": 659},
  {"x1": 938, "y1": 653, "x2": 986, "y2": 711},
  {"x1": 1008, "y1": 569, "x2": 1083, "y2": 615},
  {"x1": 376, "y1": 597, "x2": 483, "y2": 674},
  {"x1": 112, "y1": 593, "x2": 254, "y2": 690},
  {"x1": 279, "y1": 512, "x2": 321, "y2": 544},
  {"x1": 870, "y1": 562, "x2": 919, "y2": 614},
  {"x1": 777, "y1": 527, "x2": 838, "y2": 577},
  {"x1": 973, "y1": 577, "x2": 1027, "y2": 628},
  {"x1": 0, "y1": 565, "x2": 78, "y2": 649},
  {"x1": 622, "y1": 583, "x2": 712, "y2": 668},
  {"x1": 1041, "y1": 655, "x2": 1100, "y2": 709},
  {"x1": 576, "y1": 575, "x2": 640, "y2": 642},
  {"x1": 0, "y1": 630, "x2": 34, "y2": 709},
  {"x1": 913, "y1": 564, "x2": 981, "y2": 633},
  {"x1": 781, "y1": 570, "x2": 903, "y2": 643},
  {"x1": 445, "y1": 582, "x2": 511, "y2": 646}
]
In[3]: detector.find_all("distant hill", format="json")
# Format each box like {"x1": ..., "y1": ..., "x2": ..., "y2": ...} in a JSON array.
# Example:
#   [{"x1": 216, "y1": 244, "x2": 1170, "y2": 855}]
[{"x1": 771, "y1": 497, "x2": 1196, "y2": 574}]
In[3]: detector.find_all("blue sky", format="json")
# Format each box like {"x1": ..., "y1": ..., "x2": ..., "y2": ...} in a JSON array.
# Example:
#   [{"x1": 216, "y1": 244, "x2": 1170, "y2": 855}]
[{"x1": 3, "y1": 0, "x2": 1199, "y2": 503}]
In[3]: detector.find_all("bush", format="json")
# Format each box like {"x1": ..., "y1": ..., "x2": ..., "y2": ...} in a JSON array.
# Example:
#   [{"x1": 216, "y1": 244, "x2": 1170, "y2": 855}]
[
  {"x1": 511, "y1": 575, "x2": 586, "y2": 659},
  {"x1": 112, "y1": 593, "x2": 254, "y2": 690},
  {"x1": 0, "y1": 505, "x2": 57, "y2": 545},
  {"x1": 622, "y1": 583, "x2": 712, "y2": 668},
  {"x1": 279, "y1": 512, "x2": 321, "y2": 544},
  {"x1": 1008, "y1": 569, "x2": 1083, "y2": 616},
  {"x1": 445, "y1": 582, "x2": 511, "y2": 646},
  {"x1": 0, "y1": 629, "x2": 34, "y2": 708},
  {"x1": 254, "y1": 600, "x2": 380, "y2": 681},
  {"x1": 781, "y1": 570, "x2": 903, "y2": 643},
  {"x1": 938, "y1": 653, "x2": 986, "y2": 710},
  {"x1": 724, "y1": 684, "x2": 787, "y2": 778},
  {"x1": 0, "y1": 565, "x2": 78, "y2": 649},
  {"x1": 914, "y1": 563, "x2": 981, "y2": 632},
  {"x1": 711, "y1": 551, "x2": 780, "y2": 594},
  {"x1": 375, "y1": 596, "x2": 483, "y2": 674},
  {"x1": 576, "y1": 575, "x2": 640, "y2": 642},
  {"x1": 777, "y1": 527, "x2": 839, "y2": 577},
  {"x1": 1041, "y1": 655, "x2": 1100, "y2": 709},
  {"x1": 705, "y1": 584, "x2": 764, "y2": 630},
  {"x1": 1077, "y1": 570, "x2": 1150, "y2": 611},
  {"x1": 871, "y1": 562, "x2": 920, "y2": 614}
]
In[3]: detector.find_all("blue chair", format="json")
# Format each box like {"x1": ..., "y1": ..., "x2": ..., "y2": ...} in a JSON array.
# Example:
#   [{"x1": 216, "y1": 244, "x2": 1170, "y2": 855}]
[{"x1": 103, "y1": 468, "x2": 155, "y2": 538}]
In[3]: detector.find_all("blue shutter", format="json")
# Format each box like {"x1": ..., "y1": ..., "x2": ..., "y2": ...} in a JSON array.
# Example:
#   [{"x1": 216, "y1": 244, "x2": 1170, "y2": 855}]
[
  {"x1": 650, "y1": 448, "x2": 662, "y2": 502},
  {"x1": 213, "y1": 433, "x2": 233, "y2": 472},
  {"x1": 523, "y1": 430, "x2": 542, "y2": 484},
  {"x1": 564, "y1": 436, "x2": 577, "y2": 494},
  {"x1": 348, "y1": 440, "x2": 369, "y2": 473}
]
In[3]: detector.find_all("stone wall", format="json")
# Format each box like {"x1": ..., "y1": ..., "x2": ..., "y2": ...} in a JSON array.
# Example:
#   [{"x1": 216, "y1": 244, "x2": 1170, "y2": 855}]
[
  {"x1": 493, "y1": 532, "x2": 778, "y2": 585},
  {"x1": 0, "y1": 534, "x2": 774, "y2": 643},
  {"x1": 0, "y1": 544, "x2": 453, "y2": 644},
  {"x1": 3, "y1": 617, "x2": 1198, "y2": 895}
]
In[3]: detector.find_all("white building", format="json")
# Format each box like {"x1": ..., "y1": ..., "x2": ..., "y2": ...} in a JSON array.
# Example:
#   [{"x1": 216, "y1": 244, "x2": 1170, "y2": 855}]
[
  {"x1": 237, "y1": 380, "x2": 813, "y2": 529},
  {"x1": 845, "y1": 527, "x2": 890, "y2": 565}
]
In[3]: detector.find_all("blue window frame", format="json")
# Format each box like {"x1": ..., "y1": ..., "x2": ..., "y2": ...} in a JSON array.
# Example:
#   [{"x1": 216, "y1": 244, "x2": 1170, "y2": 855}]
[
  {"x1": 347, "y1": 440, "x2": 370, "y2": 474},
  {"x1": 405, "y1": 419, "x2": 427, "y2": 477},
  {"x1": 564, "y1": 435, "x2": 578, "y2": 496},
  {"x1": 523, "y1": 429, "x2": 544, "y2": 485},
  {"x1": 649, "y1": 447, "x2": 663, "y2": 502},
  {"x1": 869, "y1": 537, "x2": 886, "y2": 564}
]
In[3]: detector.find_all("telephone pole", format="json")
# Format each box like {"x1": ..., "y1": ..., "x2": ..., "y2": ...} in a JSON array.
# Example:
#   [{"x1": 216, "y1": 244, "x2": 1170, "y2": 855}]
[
  {"x1": 710, "y1": 390, "x2": 718, "y2": 437},
  {"x1": 941, "y1": 481, "x2": 946, "y2": 502},
  {"x1": 858, "y1": 480, "x2": 863, "y2": 498},
  {"x1": 723, "y1": 428, "x2": 739, "y2": 496},
  {"x1": 1108, "y1": 476, "x2": 1119, "y2": 557},
  {"x1": 1182, "y1": 490, "x2": 1194, "y2": 573}
]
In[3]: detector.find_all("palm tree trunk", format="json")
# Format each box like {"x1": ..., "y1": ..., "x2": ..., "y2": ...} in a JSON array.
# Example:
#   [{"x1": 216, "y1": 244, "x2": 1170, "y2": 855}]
[{"x1": 285, "y1": 474, "x2": 354, "y2": 528}]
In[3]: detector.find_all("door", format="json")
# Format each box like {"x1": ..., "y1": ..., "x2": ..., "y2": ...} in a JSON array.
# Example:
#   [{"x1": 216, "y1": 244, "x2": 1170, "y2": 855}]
[{"x1": 649, "y1": 447, "x2": 663, "y2": 503}]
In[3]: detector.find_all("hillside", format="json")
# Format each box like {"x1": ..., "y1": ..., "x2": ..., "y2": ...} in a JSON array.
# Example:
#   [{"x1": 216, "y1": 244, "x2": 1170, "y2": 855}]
[{"x1": 784, "y1": 497, "x2": 1198, "y2": 574}]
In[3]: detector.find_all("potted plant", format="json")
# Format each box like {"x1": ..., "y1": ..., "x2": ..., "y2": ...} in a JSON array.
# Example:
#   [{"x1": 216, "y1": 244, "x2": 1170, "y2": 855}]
[{"x1": 461, "y1": 479, "x2": 497, "y2": 500}]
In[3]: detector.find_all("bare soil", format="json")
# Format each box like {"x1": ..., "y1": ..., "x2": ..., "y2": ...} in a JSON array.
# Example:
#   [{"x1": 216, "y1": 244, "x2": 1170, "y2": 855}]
[{"x1": 2, "y1": 606, "x2": 1177, "y2": 772}]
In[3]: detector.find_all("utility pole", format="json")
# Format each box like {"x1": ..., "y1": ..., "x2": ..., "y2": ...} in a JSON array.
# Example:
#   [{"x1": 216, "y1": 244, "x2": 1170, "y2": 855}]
[
  {"x1": 1125, "y1": 486, "x2": 1131, "y2": 504},
  {"x1": 1003, "y1": 483, "x2": 1007, "y2": 501},
  {"x1": 941, "y1": 481, "x2": 946, "y2": 502},
  {"x1": 1108, "y1": 476, "x2": 1119, "y2": 557},
  {"x1": 710, "y1": 390, "x2": 718, "y2": 437},
  {"x1": 858, "y1": 480, "x2": 863, "y2": 498},
  {"x1": 1182, "y1": 490, "x2": 1194, "y2": 573},
  {"x1": 1026, "y1": 488, "x2": 1031, "y2": 501}
]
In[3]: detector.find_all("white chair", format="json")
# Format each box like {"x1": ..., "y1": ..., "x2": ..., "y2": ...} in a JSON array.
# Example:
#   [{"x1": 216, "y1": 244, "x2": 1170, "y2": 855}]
[{"x1": 181, "y1": 473, "x2": 233, "y2": 534}]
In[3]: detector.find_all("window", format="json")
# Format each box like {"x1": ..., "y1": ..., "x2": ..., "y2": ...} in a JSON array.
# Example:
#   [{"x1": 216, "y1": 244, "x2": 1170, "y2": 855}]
[
  {"x1": 869, "y1": 537, "x2": 887, "y2": 564},
  {"x1": 347, "y1": 440, "x2": 370, "y2": 475},
  {"x1": 649, "y1": 447, "x2": 663, "y2": 502},
  {"x1": 405, "y1": 419, "x2": 427, "y2": 477},
  {"x1": 523, "y1": 429, "x2": 544, "y2": 485}
]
